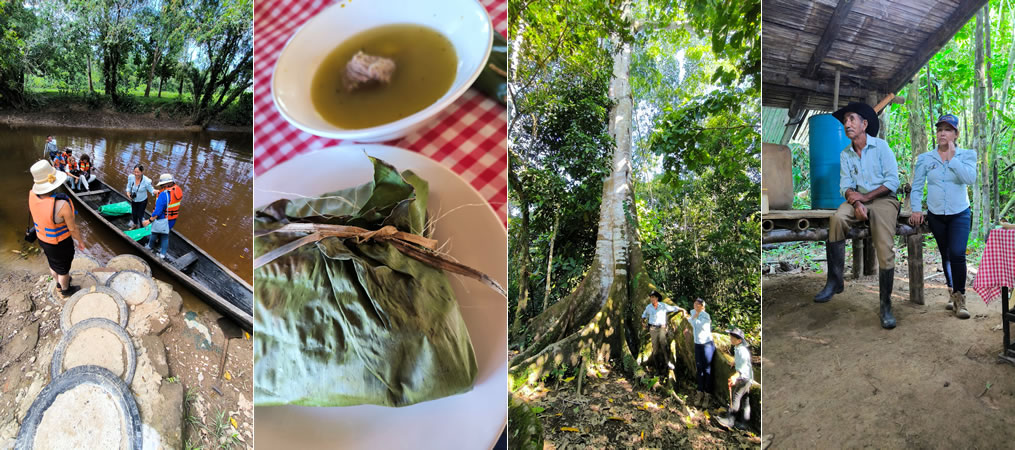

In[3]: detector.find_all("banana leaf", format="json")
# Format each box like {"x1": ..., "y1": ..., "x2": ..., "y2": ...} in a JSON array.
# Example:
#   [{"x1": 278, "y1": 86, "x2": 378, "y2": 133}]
[
  {"x1": 254, "y1": 157, "x2": 477, "y2": 407},
  {"x1": 98, "y1": 201, "x2": 131, "y2": 216}
]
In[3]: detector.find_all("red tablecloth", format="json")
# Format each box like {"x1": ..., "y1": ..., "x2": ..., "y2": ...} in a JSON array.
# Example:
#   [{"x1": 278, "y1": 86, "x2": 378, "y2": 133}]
[
  {"x1": 253, "y1": 0, "x2": 508, "y2": 225},
  {"x1": 972, "y1": 228, "x2": 1015, "y2": 304}
]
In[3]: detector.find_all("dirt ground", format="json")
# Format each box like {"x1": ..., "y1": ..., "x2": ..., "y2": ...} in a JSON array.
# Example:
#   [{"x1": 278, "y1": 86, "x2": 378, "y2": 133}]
[
  {"x1": 0, "y1": 267, "x2": 253, "y2": 448},
  {"x1": 514, "y1": 367, "x2": 760, "y2": 449},
  {"x1": 763, "y1": 253, "x2": 1015, "y2": 448}
]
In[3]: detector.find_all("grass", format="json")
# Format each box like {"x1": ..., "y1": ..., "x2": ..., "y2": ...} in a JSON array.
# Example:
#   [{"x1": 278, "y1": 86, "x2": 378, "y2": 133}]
[{"x1": 15, "y1": 87, "x2": 252, "y2": 126}]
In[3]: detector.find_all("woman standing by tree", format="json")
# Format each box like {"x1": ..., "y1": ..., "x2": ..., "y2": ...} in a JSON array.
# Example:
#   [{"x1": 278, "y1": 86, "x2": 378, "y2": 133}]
[
  {"x1": 909, "y1": 114, "x2": 977, "y2": 319},
  {"x1": 687, "y1": 298, "x2": 715, "y2": 407}
]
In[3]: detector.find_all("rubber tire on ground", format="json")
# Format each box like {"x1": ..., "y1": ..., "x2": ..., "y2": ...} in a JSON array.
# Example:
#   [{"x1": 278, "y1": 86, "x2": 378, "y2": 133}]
[
  {"x1": 50, "y1": 317, "x2": 137, "y2": 385},
  {"x1": 106, "y1": 254, "x2": 152, "y2": 277},
  {"x1": 14, "y1": 365, "x2": 142, "y2": 450},
  {"x1": 60, "y1": 285, "x2": 130, "y2": 332},
  {"x1": 69, "y1": 254, "x2": 103, "y2": 271},
  {"x1": 105, "y1": 269, "x2": 159, "y2": 306}
]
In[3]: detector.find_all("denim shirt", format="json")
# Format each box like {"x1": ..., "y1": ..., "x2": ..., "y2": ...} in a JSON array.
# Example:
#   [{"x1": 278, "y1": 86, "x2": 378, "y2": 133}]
[
  {"x1": 642, "y1": 302, "x2": 679, "y2": 326},
  {"x1": 910, "y1": 148, "x2": 977, "y2": 215},
  {"x1": 839, "y1": 135, "x2": 900, "y2": 197},
  {"x1": 734, "y1": 343, "x2": 753, "y2": 381},
  {"x1": 126, "y1": 174, "x2": 155, "y2": 202},
  {"x1": 690, "y1": 310, "x2": 713, "y2": 344}
]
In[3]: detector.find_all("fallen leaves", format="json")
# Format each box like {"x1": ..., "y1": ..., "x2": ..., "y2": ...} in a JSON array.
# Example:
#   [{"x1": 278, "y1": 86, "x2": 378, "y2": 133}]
[{"x1": 560, "y1": 427, "x2": 580, "y2": 433}]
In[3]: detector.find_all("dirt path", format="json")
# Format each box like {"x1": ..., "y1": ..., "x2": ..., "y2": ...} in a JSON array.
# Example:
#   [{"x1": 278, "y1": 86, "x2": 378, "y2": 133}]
[
  {"x1": 762, "y1": 258, "x2": 1015, "y2": 448},
  {"x1": 514, "y1": 371, "x2": 760, "y2": 449}
]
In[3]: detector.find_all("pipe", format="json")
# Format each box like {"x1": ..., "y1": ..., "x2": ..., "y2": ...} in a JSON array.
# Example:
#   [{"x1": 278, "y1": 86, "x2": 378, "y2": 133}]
[
  {"x1": 762, "y1": 220, "x2": 774, "y2": 232},
  {"x1": 795, "y1": 218, "x2": 810, "y2": 231}
]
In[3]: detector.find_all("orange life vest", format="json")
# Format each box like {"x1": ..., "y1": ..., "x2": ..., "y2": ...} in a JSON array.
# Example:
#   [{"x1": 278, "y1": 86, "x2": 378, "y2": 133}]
[
  {"x1": 79, "y1": 160, "x2": 91, "y2": 173},
  {"x1": 161, "y1": 184, "x2": 182, "y2": 221},
  {"x1": 53, "y1": 154, "x2": 66, "y2": 171},
  {"x1": 65, "y1": 155, "x2": 77, "y2": 171},
  {"x1": 28, "y1": 192, "x2": 74, "y2": 245}
]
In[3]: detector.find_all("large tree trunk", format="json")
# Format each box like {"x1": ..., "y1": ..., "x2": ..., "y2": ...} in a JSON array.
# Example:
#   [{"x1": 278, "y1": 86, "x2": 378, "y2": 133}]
[
  {"x1": 510, "y1": 5, "x2": 654, "y2": 383},
  {"x1": 144, "y1": 40, "x2": 162, "y2": 97}
]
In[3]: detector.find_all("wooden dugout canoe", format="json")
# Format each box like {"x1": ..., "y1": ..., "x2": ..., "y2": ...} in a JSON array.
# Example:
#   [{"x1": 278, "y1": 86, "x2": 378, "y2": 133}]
[{"x1": 63, "y1": 176, "x2": 253, "y2": 330}]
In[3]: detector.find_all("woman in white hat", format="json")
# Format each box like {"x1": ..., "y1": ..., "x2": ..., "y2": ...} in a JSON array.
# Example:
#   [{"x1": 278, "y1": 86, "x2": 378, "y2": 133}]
[
  {"x1": 142, "y1": 173, "x2": 180, "y2": 259},
  {"x1": 28, "y1": 160, "x2": 86, "y2": 298}
]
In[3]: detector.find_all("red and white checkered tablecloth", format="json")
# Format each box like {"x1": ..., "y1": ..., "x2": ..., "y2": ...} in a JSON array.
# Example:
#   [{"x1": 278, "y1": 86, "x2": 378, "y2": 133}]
[
  {"x1": 973, "y1": 228, "x2": 1015, "y2": 305},
  {"x1": 253, "y1": 0, "x2": 508, "y2": 225}
]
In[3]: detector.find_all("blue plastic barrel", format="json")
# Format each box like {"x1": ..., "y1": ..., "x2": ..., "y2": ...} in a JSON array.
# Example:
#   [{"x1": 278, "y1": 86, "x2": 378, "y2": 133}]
[{"x1": 809, "y1": 114, "x2": 850, "y2": 209}]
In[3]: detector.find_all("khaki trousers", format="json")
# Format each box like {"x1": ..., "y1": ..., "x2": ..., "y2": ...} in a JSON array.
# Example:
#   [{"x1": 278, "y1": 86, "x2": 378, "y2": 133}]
[
  {"x1": 649, "y1": 325, "x2": 669, "y2": 368},
  {"x1": 829, "y1": 196, "x2": 900, "y2": 270}
]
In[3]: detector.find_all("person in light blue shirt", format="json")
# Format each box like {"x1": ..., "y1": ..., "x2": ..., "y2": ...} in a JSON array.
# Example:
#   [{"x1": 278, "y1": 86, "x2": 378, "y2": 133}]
[
  {"x1": 909, "y1": 114, "x2": 977, "y2": 319},
  {"x1": 125, "y1": 164, "x2": 155, "y2": 229},
  {"x1": 716, "y1": 328, "x2": 753, "y2": 431},
  {"x1": 641, "y1": 291, "x2": 686, "y2": 372},
  {"x1": 816, "y1": 102, "x2": 901, "y2": 330},
  {"x1": 686, "y1": 298, "x2": 714, "y2": 407}
]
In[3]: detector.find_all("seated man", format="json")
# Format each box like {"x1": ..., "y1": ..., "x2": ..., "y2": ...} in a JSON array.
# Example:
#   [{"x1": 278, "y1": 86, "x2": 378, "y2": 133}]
[{"x1": 813, "y1": 102, "x2": 901, "y2": 329}]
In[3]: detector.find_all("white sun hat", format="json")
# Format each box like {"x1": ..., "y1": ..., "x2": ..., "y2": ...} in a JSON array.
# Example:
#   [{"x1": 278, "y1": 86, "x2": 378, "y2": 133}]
[{"x1": 31, "y1": 160, "x2": 68, "y2": 195}]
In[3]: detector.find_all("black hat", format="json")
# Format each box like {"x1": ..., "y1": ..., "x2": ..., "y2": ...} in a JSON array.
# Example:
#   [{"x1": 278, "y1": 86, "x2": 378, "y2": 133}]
[
  {"x1": 832, "y1": 102, "x2": 879, "y2": 137},
  {"x1": 649, "y1": 291, "x2": 662, "y2": 300},
  {"x1": 727, "y1": 328, "x2": 745, "y2": 340}
]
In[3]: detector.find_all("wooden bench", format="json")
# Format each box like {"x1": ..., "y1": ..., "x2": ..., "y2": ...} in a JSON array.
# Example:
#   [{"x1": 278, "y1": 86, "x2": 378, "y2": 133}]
[
  {"x1": 762, "y1": 208, "x2": 932, "y2": 305},
  {"x1": 172, "y1": 251, "x2": 199, "y2": 273}
]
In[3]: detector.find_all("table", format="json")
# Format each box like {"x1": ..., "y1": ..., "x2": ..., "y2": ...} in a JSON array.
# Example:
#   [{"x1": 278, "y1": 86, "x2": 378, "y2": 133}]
[
  {"x1": 971, "y1": 228, "x2": 1015, "y2": 363},
  {"x1": 253, "y1": 0, "x2": 508, "y2": 225}
]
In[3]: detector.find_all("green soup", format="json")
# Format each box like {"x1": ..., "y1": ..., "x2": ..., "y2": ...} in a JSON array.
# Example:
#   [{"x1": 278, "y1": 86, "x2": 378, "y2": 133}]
[{"x1": 311, "y1": 24, "x2": 457, "y2": 130}]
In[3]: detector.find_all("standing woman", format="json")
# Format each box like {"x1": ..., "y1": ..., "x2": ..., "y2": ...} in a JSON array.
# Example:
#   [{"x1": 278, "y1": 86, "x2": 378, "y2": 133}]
[
  {"x1": 909, "y1": 114, "x2": 977, "y2": 319},
  {"x1": 125, "y1": 164, "x2": 155, "y2": 229},
  {"x1": 687, "y1": 298, "x2": 714, "y2": 407},
  {"x1": 28, "y1": 160, "x2": 86, "y2": 298}
]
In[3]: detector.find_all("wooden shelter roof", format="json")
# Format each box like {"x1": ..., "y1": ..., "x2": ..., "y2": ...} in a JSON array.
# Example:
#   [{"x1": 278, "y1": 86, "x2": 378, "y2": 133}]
[{"x1": 762, "y1": 0, "x2": 988, "y2": 114}]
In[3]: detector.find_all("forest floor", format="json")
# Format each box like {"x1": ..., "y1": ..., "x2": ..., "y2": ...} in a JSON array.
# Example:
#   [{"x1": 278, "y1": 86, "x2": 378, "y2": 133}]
[
  {"x1": 512, "y1": 361, "x2": 761, "y2": 449},
  {"x1": 763, "y1": 244, "x2": 1015, "y2": 448}
]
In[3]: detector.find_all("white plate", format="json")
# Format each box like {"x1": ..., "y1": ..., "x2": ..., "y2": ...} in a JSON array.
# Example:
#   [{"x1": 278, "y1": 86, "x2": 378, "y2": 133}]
[
  {"x1": 271, "y1": 0, "x2": 493, "y2": 142},
  {"x1": 253, "y1": 145, "x2": 507, "y2": 449}
]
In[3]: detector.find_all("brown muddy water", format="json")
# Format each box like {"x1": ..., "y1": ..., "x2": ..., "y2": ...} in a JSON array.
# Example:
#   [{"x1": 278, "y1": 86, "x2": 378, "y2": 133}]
[{"x1": 0, "y1": 125, "x2": 252, "y2": 315}]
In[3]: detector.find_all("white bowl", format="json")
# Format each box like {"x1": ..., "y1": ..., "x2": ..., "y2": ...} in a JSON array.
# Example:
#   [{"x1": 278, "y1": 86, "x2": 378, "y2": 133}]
[{"x1": 271, "y1": 0, "x2": 493, "y2": 142}]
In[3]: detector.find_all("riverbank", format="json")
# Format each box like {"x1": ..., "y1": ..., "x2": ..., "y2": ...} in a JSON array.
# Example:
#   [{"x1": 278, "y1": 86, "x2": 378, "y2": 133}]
[
  {"x1": 0, "y1": 97, "x2": 250, "y2": 133},
  {"x1": 0, "y1": 263, "x2": 254, "y2": 448}
]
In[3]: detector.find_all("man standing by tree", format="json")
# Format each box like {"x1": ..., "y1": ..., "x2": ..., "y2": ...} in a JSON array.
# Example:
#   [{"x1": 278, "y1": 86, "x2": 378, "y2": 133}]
[
  {"x1": 641, "y1": 291, "x2": 686, "y2": 372},
  {"x1": 814, "y1": 102, "x2": 901, "y2": 329}
]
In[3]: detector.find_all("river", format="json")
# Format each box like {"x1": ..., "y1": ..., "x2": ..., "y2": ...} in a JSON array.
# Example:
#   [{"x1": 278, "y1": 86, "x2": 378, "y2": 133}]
[{"x1": 0, "y1": 125, "x2": 252, "y2": 313}]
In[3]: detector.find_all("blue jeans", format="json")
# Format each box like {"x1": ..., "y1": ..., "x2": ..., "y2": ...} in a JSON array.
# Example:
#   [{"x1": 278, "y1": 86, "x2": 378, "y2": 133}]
[
  {"x1": 148, "y1": 232, "x2": 170, "y2": 256},
  {"x1": 694, "y1": 341, "x2": 715, "y2": 393},
  {"x1": 927, "y1": 207, "x2": 972, "y2": 294}
]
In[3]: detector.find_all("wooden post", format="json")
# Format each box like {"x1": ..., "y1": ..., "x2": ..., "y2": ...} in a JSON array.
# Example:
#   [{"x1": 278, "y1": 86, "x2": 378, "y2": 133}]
[
  {"x1": 833, "y1": 70, "x2": 841, "y2": 109},
  {"x1": 852, "y1": 238, "x2": 863, "y2": 279},
  {"x1": 907, "y1": 234, "x2": 924, "y2": 305},
  {"x1": 863, "y1": 237, "x2": 876, "y2": 275}
]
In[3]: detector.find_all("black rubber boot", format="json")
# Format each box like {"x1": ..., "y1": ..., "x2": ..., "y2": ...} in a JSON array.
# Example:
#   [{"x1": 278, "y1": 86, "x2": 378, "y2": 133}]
[
  {"x1": 879, "y1": 268, "x2": 896, "y2": 329},
  {"x1": 814, "y1": 240, "x2": 846, "y2": 302}
]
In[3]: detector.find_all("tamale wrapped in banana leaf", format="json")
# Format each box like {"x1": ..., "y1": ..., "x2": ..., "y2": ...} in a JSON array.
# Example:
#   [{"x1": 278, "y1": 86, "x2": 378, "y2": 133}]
[{"x1": 254, "y1": 157, "x2": 478, "y2": 407}]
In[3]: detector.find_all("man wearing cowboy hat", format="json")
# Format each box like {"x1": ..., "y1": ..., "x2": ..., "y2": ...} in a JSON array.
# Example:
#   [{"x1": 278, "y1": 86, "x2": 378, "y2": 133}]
[
  {"x1": 813, "y1": 102, "x2": 901, "y2": 329},
  {"x1": 28, "y1": 160, "x2": 86, "y2": 298},
  {"x1": 142, "y1": 174, "x2": 182, "y2": 259}
]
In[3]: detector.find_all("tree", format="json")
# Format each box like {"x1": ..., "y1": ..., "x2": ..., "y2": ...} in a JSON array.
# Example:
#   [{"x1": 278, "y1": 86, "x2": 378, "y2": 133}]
[{"x1": 186, "y1": 0, "x2": 252, "y2": 127}]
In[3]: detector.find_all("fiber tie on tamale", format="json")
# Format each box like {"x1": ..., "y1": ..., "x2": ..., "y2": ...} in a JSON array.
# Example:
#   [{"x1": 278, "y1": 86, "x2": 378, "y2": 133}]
[{"x1": 254, "y1": 223, "x2": 506, "y2": 297}]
